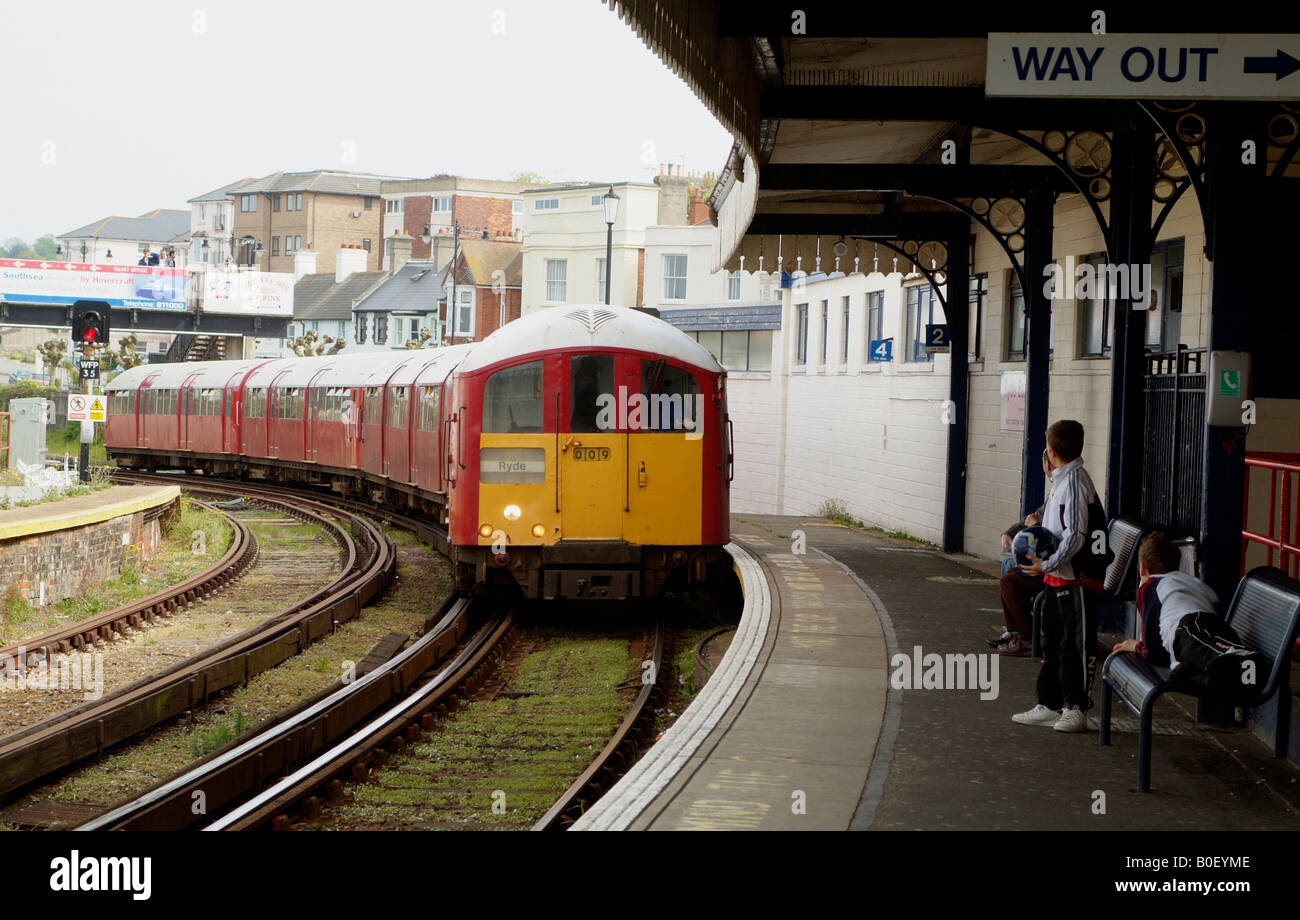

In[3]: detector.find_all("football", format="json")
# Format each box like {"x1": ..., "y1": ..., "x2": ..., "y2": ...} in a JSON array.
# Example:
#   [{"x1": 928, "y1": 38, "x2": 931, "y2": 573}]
[{"x1": 1013, "y1": 525, "x2": 1059, "y2": 567}]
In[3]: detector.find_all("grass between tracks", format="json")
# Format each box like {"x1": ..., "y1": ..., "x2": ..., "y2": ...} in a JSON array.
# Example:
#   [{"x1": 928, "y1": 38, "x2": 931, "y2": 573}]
[
  {"x1": 332, "y1": 629, "x2": 638, "y2": 830},
  {"x1": 43, "y1": 526, "x2": 452, "y2": 807},
  {"x1": 0, "y1": 499, "x2": 233, "y2": 644}
]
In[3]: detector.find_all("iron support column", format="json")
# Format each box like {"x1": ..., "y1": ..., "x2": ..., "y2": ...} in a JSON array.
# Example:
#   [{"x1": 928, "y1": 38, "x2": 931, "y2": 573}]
[
  {"x1": 1020, "y1": 190, "x2": 1054, "y2": 519},
  {"x1": 1104, "y1": 121, "x2": 1155, "y2": 519},
  {"x1": 942, "y1": 233, "x2": 972, "y2": 552},
  {"x1": 1200, "y1": 107, "x2": 1261, "y2": 606}
]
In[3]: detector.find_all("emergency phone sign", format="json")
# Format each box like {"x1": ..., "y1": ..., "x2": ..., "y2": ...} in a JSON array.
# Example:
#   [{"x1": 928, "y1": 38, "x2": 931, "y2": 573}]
[{"x1": 987, "y1": 34, "x2": 1300, "y2": 100}]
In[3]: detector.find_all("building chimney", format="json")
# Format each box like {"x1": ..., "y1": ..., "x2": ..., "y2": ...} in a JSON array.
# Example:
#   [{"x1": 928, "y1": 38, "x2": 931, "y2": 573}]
[
  {"x1": 389, "y1": 232, "x2": 413, "y2": 275},
  {"x1": 336, "y1": 245, "x2": 367, "y2": 283},
  {"x1": 653, "y1": 169, "x2": 691, "y2": 225},
  {"x1": 293, "y1": 248, "x2": 319, "y2": 281}
]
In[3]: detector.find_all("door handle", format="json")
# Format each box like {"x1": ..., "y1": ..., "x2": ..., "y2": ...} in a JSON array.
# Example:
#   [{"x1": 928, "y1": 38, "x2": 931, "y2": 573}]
[{"x1": 637, "y1": 460, "x2": 646, "y2": 488}]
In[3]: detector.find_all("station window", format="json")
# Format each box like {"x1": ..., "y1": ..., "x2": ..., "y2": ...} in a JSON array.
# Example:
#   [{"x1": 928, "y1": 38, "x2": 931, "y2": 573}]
[
  {"x1": 865, "y1": 291, "x2": 884, "y2": 360},
  {"x1": 1007, "y1": 279, "x2": 1027, "y2": 361},
  {"x1": 569, "y1": 354, "x2": 615, "y2": 433},
  {"x1": 363, "y1": 387, "x2": 382, "y2": 425},
  {"x1": 1078, "y1": 255, "x2": 1110, "y2": 357},
  {"x1": 699, "y1": 329, "x2": 775, "y2": 372},
  {"x1": 483, "y1": 360, "x2": 543, "y2": 433},
  {"x1": 969, "y1": 274, "x2": 987, "y2": 360},
  {"x1": 638, "y1": 358, "x2": 701, "y2": 432},
  {"x1": 727, "y1": 270, "x2": 742, "y2": 301},
  {"x1": 906, "y1": 284, "x2": 938, "y2": 363},
  {"x1": 433, "y1": 196, "x2": 453, "y2": 212},
  {"x1": 841, "y1": 296, "x2": 851, "y2": 364},
  {"x1": 795, "y1": 304, "x2": 809, "y2": 366},
  {"x1": 534, "y1": 198, "x2": 559, "y2": 211},
  {"x1": 418, "y1": 386, "x2": 440, "y2": 432},
  {"x1": 596, "y1": 258, "x2": 607, "y2": 302},
  {"x1": 820, "y1": 300, "x2": 829, "y2": 365}
]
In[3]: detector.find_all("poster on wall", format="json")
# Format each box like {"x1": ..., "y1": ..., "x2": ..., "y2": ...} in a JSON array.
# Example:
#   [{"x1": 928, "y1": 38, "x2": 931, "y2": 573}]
[{"x1": 1000, "y1": 370, "x2": 1026, "y2": 432}]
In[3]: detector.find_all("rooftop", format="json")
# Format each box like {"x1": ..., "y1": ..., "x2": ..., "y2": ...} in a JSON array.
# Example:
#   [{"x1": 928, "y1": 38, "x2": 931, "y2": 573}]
[
  {"x1": 354, "y1": 261, "x2": 449, "y2": 315},
  {"x1": 60, "y1": 209, "x2": 192, "y2": 243},
  {"x1": 293, "y1": 270, "x2": 388, "y2": 322}
]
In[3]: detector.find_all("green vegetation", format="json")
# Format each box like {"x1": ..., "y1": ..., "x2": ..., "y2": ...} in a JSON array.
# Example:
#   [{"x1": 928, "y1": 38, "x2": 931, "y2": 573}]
[
  {"x1": 814, "y1": 498, "x2": 936, "y2": 546},
  {"x1": 192, "y1": 709, "x2": 246, "y2": 758},
  {"x1": 0, "y1": 381, "x2": 59, "y2": 412},
  {"x1": 46, "y1": 422, "x2": 107, "y2": 465}
]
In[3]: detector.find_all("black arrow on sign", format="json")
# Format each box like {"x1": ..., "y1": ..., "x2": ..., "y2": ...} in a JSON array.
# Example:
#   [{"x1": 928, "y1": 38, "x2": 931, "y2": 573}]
[{"x1": 1243, "y1": 50, "x2": 1300, "y2": 79}]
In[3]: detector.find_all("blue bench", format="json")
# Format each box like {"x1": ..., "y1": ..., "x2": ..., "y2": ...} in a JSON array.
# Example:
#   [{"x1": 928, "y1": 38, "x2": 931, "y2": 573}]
[
  {"x1": 1098, "y1": 565, "x2": 1300, "y2": 792},
  {"x1": 1030, "y1": 516, "x2": 1149, "y2": 657}
]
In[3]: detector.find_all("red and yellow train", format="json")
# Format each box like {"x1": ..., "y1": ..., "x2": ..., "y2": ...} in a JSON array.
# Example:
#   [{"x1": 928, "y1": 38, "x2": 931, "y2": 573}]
[{"x1": 104, "y1": 306, "x2": 732, "y2": 599}]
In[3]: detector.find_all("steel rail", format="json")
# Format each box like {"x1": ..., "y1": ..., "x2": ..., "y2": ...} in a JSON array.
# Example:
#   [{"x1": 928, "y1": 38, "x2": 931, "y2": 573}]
[
  {"x1": 0, "y1": 500, "x2": 255, "y2": 674},
  {"x1": 532, "y1": 621, "x2": 666, "y2": 830},
  {"x1": 77, "y1": 596, "x2": 476, "y2": 831},
  {"x1": 205, "y1": 610, "x2": 513, "y2": 831},
  {"x1": 0, "y1": 486, "x2": 395, "y2": 800}
]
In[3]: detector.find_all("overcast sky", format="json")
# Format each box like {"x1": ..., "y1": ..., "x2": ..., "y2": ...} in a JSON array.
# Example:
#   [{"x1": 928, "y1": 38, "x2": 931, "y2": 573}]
[{"x1": 0, "y1": 0, "x2": 733, "y2": 242}]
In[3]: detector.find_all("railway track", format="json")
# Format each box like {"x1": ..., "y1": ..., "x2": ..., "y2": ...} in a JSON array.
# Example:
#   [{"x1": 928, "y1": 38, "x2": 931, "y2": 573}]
[
  {"x1": 0, "y1": 499, "x2": 256, "y2": 674},
  {"x1": 0, "y1": 481, "x2": 395, "y2": 802},
  {"x1": 533, "y1": 621, "x2": 666, "y2": 830},
  {"x1": 74, "y1": 595, "x2": 497, "y2": 831}
]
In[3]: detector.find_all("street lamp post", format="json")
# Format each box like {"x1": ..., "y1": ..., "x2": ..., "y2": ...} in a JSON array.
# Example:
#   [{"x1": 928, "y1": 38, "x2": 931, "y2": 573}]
[{"x1": 602, "y1": 184, "x2": 619, "y2": 305}]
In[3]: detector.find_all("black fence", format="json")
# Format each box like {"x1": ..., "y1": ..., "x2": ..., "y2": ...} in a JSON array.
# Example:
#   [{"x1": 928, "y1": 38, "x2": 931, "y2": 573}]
[{"x1": 1141, "y1": 347, "x2": 1207, "y2": 537}]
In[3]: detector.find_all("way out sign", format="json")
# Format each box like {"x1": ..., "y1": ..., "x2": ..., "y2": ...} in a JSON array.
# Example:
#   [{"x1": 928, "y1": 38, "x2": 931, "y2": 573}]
[
  {"x1": 68, "y1": 393, "x2": 106, "y2": 422},
  {"x1": 987, "y1": 34, "x2": 1300, "y2": 100}
]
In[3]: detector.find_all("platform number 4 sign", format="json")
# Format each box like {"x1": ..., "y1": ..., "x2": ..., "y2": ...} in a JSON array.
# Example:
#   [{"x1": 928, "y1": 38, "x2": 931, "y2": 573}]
[
  {"x1": 925, "y1": 324, "x2": 950, "y2": 354},
  {"x1": 869, "y1": 339, "x2": 892, "y2": 362}
]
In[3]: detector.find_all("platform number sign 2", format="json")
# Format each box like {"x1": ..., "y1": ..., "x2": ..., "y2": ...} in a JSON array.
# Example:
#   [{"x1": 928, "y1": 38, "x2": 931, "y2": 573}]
[
  {"x1": 869, "y1": 339, "x2": 892, "y2": 362},
  {"x1": 925, "y1": 324, "x2": 950, "y2": 354}
]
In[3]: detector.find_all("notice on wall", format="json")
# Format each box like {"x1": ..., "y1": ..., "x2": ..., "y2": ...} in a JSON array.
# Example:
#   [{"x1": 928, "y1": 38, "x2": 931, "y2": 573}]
[{"x1": 1000, "y1": 371, "x2": 1026, "y2": 433}]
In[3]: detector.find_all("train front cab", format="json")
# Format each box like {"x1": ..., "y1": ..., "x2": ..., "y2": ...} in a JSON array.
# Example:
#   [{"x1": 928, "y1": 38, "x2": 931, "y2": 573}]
[{"x1": 449, "y1": 346, "x2": 730, "y2": 600}]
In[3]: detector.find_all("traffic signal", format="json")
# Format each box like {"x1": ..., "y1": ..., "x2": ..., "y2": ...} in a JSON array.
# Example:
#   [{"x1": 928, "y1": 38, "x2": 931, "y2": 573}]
[{"x1": 72, "y1": 300, "x2": 110, "y2": 346}]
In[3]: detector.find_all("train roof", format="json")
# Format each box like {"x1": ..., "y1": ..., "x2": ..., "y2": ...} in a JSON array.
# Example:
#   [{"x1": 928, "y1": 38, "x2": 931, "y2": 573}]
[
  {"x1": 455, "y1": 306, "x2": 724, "y2": 375},
  {"x1": 105, "y1": 360, "x2": 273, "y2": 391}
]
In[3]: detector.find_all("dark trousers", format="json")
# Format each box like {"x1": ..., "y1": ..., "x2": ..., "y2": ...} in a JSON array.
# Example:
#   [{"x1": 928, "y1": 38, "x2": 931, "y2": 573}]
[
  {"x1": 1036, "y1": 582, "x2": 1101, "y2": 711},
  {"x1": 999, "y1": 570, "x2": 1043, "y2": 635}
]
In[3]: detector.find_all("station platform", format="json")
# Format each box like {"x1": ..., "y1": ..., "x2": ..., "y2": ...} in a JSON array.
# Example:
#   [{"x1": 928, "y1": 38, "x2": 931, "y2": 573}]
[
  {"x1": 0, "y1": 484, "x2": 179, "y2": 541},
  {"x1": 578, "y1": 516, "x2": 1300, "y2": 831}
]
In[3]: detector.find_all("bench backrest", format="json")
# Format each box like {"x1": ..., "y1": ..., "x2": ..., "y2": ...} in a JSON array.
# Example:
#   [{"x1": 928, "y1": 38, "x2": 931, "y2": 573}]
[
  {"x1": 1225, "y1": 566, "x2": 1300, "y2": 694},
  {"x1": 1104, "y1": 516, "x2": 1147, "y2": 601}
]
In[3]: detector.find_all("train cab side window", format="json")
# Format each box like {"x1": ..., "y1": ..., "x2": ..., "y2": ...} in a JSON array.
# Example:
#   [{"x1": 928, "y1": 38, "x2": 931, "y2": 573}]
[
  {"x1": 639, "y1": 360, "x2": 701, "y2": 432},
  {"x1": 483, "y1": 361, "x2": 544, "y2": 433},
  {"x1": 568, "y1": 354, "x2": 614, "y2": 433}
]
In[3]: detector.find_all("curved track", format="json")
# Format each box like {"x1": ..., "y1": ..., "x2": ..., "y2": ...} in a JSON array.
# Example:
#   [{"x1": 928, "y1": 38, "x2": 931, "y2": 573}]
[{"x1": 0, "y1": 482, "x2": 394, "y2": 801}]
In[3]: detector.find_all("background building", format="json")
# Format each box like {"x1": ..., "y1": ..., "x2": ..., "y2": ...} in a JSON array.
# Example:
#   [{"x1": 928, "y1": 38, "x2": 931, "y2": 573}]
[{"x1": 57, "y1": 209, "x2": 190, "y2": 269}]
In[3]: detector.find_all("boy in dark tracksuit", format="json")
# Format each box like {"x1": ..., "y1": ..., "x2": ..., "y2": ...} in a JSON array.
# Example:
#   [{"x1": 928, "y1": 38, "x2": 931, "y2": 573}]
[{"x1": 1012, "y1": 420, "x2": 1108, "y2": 733}]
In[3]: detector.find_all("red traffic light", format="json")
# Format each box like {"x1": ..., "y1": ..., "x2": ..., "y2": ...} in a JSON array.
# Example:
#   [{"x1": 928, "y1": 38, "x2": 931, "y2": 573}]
[{"x1": 82, "y1": 326, "x2": 99, "y2": 343}]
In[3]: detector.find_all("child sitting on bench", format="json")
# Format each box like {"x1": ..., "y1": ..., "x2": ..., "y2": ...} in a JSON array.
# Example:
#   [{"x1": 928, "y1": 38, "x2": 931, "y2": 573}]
[{"x1": 1112, "y1": 532, "x2": 1269, "y2": 698}]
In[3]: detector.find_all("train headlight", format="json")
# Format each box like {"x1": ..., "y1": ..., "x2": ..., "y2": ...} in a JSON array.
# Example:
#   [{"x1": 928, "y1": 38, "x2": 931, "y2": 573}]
[
  {"x1": 531, "y1": 524, "x2": 545, "y2": 538},
  {"x1": 479, "y1": 523, "x2": 494, "y2": 538},
  {"x1": 504, "y1": 504, "x2": 521, "y2": 522}
]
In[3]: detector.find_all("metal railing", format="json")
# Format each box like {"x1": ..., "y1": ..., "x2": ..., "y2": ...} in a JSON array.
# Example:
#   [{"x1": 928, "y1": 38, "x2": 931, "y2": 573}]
[{"x1": 1242, "y1": 452, "x2": 1300, "y2": 577}]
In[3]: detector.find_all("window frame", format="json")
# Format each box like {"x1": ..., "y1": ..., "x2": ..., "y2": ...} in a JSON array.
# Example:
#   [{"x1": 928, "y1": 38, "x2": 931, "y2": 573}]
[
  {"x1": 662, "y1": 253, "x2": 688, "y2": 300},
  {"x1": 906, "y1": 284, "x2": 937, "y2": 363},
  {"x1": 795, "y1": 303, "x2": 809, "y2": 366},
  {"x1": 545, "y1": 258, "x2": 567, "y2": 303}
]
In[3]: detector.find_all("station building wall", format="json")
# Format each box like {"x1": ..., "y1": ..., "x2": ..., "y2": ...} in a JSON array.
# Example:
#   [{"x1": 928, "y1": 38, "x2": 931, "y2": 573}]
[{"x1": 726, "y1": 189, "x2": 1224, "y2": 563}]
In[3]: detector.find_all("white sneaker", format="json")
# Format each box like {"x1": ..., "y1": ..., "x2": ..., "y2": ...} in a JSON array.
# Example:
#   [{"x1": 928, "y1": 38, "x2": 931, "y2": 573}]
[
  {"x1": 1012, "y1": 704, "x2": 1061, "y2": 726},
  {"x1": 1054, "y1": 708, "x2": 1087, "y2": 733}
]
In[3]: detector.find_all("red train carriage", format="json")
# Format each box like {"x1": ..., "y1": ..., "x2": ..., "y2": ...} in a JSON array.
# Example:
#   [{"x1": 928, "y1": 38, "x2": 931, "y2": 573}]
[{"x1": 104, "y1": 306, "x2": 732, "y2": 600}]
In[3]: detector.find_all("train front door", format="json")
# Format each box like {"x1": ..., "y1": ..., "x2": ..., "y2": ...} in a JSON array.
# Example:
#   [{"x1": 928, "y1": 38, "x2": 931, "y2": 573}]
[{"x1": 558, "y1": 353, "x2": 623, "y2": 540}]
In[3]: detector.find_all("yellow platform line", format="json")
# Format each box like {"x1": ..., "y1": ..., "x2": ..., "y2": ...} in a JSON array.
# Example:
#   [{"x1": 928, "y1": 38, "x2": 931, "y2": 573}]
[{"x1": 0, "y1": 486, "x2": 181, "y2": 541}]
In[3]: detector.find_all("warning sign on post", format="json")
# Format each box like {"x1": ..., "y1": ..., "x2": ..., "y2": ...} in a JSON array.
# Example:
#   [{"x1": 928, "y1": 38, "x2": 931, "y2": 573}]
[{"x1": 68, "y1": 394, "x2": 106, "y2": 422}]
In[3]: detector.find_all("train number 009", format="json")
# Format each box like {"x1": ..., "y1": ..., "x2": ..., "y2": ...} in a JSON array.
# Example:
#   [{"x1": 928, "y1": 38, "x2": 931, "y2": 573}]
[{"x1": 573, "y1": 447, "x2": 612, "y2": 462}]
